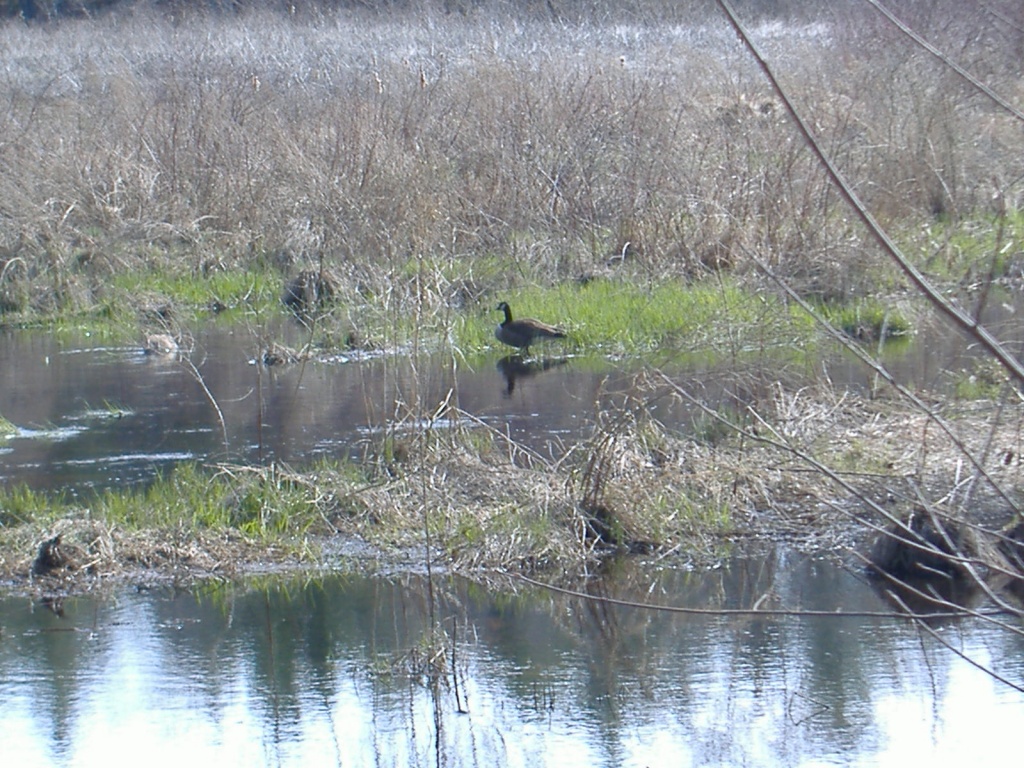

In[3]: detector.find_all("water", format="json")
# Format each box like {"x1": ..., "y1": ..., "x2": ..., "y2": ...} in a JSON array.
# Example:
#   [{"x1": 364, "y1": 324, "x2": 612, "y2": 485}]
[
  {"x1": 1, "y1": 551, "x2": 1022, "y2": 767},
  {"x1": 0, "y1": 315, "x2": 1006, "y2": 494},
  {"x1": 2, "y1": 322, "x2": 1024, "y2": 765},
  {"x1": 0, "y1": 325, "x2": 619, "y2": 492}
]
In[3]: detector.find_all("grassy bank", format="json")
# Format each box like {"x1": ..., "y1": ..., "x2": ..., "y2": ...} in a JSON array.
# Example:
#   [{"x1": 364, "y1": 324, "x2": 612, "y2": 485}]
[
  {"x1": 3, "y1": 372, "x2": 1023, "y2": 594},
  {"x1": 5, "y1": 264, "x2": 838, "y2": 360}
]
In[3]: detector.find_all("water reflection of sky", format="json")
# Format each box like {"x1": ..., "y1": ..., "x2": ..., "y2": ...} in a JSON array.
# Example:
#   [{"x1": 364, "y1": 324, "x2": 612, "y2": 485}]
[{"x1": 2, "y1": 555, "x2": 1022, "y2": 767}]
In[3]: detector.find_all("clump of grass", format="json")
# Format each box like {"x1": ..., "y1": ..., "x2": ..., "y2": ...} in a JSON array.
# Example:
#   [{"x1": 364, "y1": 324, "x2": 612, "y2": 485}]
[
  {"x1": 112, "y1": 268, "x2": 279, "y2": 315},
  {"x1": 91, "y1": 462, "x2": 336, "y2": 537},
  {"x1": 75, "y1": 400, "x2": 134, "y2": 420},
  {"x1": 0, "y1": 412, "x2": 17, "y2": 437},
  {"x1": 101, "y1": 400, "x2": 133, "y2": 419},
  {"x1": 819, "y1": 299, "x2": 912, "y2": 342},
  {"x1": 0, "y1": 462, "x2": 335, "y2": 540},
  {"x1": 917, "y1": 209, "x2": 1024, "y2": 283},
  {"x1": 0, "y1": 484, "x2": 61, "y2": 527},
  {"x1": 0, "y1": 459, "x2": 377, "y2": 583},
  {"x1": 568, "y1": 401, "x2": 739, "y2": 556},
  {"x1": 91, "y1": 464, "x2": 234, "y2": 530},
  {"x1": 2, "y1": 264, "x2": 284, "y2": 338}
]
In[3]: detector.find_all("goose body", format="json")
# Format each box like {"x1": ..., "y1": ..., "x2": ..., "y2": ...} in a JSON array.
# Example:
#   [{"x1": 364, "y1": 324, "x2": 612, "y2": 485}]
[{"x1": 494, "y1": 302, "x2": 565, "y2": 355}]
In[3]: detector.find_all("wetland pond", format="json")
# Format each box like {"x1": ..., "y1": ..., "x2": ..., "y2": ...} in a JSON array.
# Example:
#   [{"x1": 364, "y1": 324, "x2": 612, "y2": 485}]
[
  {"x1": 1, "y1": 323, "x2": 1023, "y2": 765},
  {"x1": 2, "y1": 553, "x2": 1024, "y2": 767},
  {"x1": 0, "y1": 319, "x2": 991, "y2": 494}
]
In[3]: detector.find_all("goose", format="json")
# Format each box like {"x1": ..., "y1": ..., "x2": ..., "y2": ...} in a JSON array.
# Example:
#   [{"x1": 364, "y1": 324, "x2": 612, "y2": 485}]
[{"x1": 494, "y1": 302, "x2": 565, "y2": 355}]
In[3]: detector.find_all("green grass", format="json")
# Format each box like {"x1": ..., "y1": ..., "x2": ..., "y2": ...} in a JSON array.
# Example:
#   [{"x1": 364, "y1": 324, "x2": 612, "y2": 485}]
[
  {"x1": 77, "y1": 400, "x2": 134, "y2": 420},
  {"x1": 818, "y1": 298, "x2": 912, "y2": 342},
  {"x1": 96, "y1": 462, "x2": 344, "y2": 537},
  {"x1": 917, "y1": 209, "x2": 1024, "y2": 282},
  {"x1": 93, "y1": 464, "x2": 234, "y2": 530},
  {"x1": 0, "y1": 462, "x2": 347, "y2": 539},
  {"x1": 952, "y1": 358, "x2": 1009, "y2": 401},
  {"x1": 5, "y1": 265, "x2": 284, "y2": 339},
  {"x1": 5, "y1": 255, "x2": 912, "y2": 367},
  {"x1": 0, "y1": 484, "x2": 60, "y2": 527},
  {"x1": 0, "y1": 412, "x2": 16, "y2": 437},
  {"x1": 107, "y1": 267, "x2": 280, "y2": 318},
  {"x1": 24, "y1": 269, "x2": 819, "y2": 364},
  {"x1": 461, "y1": 278, "x2": 817, "y2": 357}
]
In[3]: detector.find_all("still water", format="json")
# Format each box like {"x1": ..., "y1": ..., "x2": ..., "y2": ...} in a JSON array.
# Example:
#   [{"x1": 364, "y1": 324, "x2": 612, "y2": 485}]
[
  {"x1": 0, "y1": 325, "x2": 610, "y2": 492},
  {"x1": 2, "y1": 551, "x2": 1023, "y2": 767},
  {"x1": 2, "y1": 322, "x2": 1023, "y2": 765},
  {"x1": 0, "y1": 318, "x2": 995, "y2": 494}
]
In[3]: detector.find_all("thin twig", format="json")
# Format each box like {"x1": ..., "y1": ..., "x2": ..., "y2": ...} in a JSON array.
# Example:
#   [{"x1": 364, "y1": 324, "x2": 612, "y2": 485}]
[
  {"x1": 748, "y1": 249, "x2": 1019, "y2": 517},
  {"x1": 863, "y1": 0, "x2": 1024, "y2": 125},
  {"x1": 885, "y1": 588, "x2": 1024, "y2": 693}
]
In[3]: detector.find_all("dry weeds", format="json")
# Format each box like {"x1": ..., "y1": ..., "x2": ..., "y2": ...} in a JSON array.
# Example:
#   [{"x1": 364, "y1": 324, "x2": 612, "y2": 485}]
[
  {"x1": 0, "y1": 3, "x2": 1020, "y2": 322},
  {"x1": 0, "y1": 515, "x2": 287, "y2": 594}
]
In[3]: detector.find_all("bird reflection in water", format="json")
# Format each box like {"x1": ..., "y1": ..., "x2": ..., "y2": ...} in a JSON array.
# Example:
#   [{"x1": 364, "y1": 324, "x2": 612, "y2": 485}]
[{"x1": 496, "y1": 354, "x2": 568, "y2": 397}]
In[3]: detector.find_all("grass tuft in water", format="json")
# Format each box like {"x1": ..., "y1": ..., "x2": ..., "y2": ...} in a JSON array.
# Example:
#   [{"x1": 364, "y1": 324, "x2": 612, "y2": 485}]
[
  {"x1": 917, "y1": 209, "x2": 1024, "y2": 282},
  {"x1": 96, "y1": 464, "x2": 233, "y2": 530},
  {"x1": 107, "y1": 268, "x2": 280, "y2": 321},
  {"x1": 118, "y1": 463, "x2": 361, "y2": 539},
  {"x1": 0, "y1": 412, "x2": 17, "y2": 437},
  {"x1": 819, "y1": 299, "x2": 912, "y2": 342},
  {"x1": 952, "y1": 358, "x2": 1010, "y2": 401},
  {"x1": 0, "y1": 485, "x2": 62, "y2": 527}
]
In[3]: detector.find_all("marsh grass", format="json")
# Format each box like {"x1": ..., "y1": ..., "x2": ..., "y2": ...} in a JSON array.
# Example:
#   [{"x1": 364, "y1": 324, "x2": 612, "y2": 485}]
[
  {"x1": 818, "y1": 299, "x2": 912, "y2": 342},
  {"x1": 0, "y1": 3, "x2": 1015, "y2": 374},
  {"x1": 31, "y1": 258, "x2": 835, "y2": 359},
  {"x1": 69, "y1": 400, "x2": 135, "y2": 423},
  {"x1": 0, "y1": 462, "x2": 334, "y2": 538},
  {"x1": 0, "y1": 3, "x2": 1018, "y2": 328},
  {"x1": 108, "y1": 268, "x2": 280, "y2": 317},
  {"x1": 464, "y1": 278, "x2": 819, "y2": 357},
  {"x1": 916, "y1": 209, "x2": 1024, "y2": 284},
  {"x1": 951, "y1": 358, "x2": 1011, "y2": 401},
  {"x1": 0, "y1": 459, "x2": 366, "y2": 582},
  {"x1": 567, "y1": 391, "x2": 746, "y2": 555},
  {"x1": 0, "y1": 412, "x2": 16, "y2": 436},
  {"x1": 99, "y1": 400, "x2": 133, "y2": 418},
  {"x1": 2, "y1": 2, "x2": 1024, "y2": 638},
  {"x1": 0, "y1": 484, "x2": 59, "y2": 527},
  {"x1": 0, "y1": 404, "x2": 742, "y2": 579}
]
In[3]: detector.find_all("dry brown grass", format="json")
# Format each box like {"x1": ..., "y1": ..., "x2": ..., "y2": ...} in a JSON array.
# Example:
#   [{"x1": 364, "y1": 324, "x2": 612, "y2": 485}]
[
  {"x1": 0, "y1": 515, "x2": 285, "y2": 594},
  {"x1": 3, "y1": 371, "x2": 1023, "y2": 603},
  {"x1": 0, "y1": 2, "x2": 1020, "y2": 319}
]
